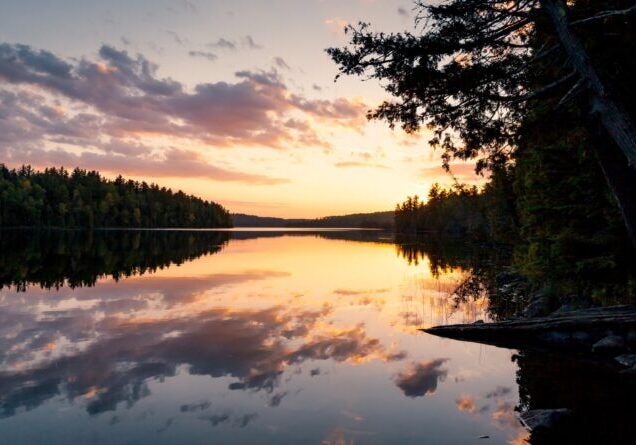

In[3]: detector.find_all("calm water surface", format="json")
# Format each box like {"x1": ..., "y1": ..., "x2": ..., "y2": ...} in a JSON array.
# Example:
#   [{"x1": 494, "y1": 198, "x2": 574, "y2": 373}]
[{"x1": 0, "y1": 230, "x2": 529, "y2": 444}]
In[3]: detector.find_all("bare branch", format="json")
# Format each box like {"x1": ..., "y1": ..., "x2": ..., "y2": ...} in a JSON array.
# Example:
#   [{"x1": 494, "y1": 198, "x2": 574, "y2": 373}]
[
  {"x1": 483, "y1": 71, "x2": 577, "y2": 103},
  {"x1": 570, "y1": 5, "x2": 636, "y2": 26},
  {"x1": 557, "y1": 78, "x2": 585, "y2": 108}
]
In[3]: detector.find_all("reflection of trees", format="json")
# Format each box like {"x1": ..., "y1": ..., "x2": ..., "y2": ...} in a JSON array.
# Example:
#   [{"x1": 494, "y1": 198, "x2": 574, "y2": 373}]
[
  {"x1": 0, "y1": 229, "x2": 230, "y2": 291},
  {"x1": 228, "y1": 229, "x2": 392, "y2": 244},
  {"x1": 513, "y1": 351, "x2": 636, "y2": 444},
  {"x1": 395, "y1": 236, "x2": 522, "y2": 320}
]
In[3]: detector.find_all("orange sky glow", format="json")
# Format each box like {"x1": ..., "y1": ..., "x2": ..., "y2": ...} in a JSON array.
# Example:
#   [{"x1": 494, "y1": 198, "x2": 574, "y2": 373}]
[{"x1": 0, "y1": 0, "x2": 485, "y2": 218}]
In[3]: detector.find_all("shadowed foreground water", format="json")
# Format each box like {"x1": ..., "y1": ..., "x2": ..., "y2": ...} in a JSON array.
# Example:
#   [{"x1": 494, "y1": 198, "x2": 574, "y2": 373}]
[{"x1": 0, "y1": 229, "x2": 541, "y2": 444}]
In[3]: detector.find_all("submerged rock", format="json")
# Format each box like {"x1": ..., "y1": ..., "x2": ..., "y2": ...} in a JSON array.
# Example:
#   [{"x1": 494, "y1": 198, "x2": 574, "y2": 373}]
[
  {"x1": 592, "y1": 335, "x2": 625, "y2": 354},
  {"x1": 519, "y1": 409, "x2": 572, "y2": 432}
]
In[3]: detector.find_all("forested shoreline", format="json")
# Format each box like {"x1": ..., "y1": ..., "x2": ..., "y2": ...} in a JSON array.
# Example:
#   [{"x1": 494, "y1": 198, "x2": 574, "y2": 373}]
[
  {"x1": 0, "y1": 165, "x2": 232, "y2": 228},
  {"x1": 331, "y1": 0, "x2": 636, "y2": 307}
]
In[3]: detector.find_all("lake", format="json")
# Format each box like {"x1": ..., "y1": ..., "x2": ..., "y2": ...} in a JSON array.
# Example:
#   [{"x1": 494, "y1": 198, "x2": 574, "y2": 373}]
[{"x1": 0, "y1": 229, "x2": 623, "y2": 444}]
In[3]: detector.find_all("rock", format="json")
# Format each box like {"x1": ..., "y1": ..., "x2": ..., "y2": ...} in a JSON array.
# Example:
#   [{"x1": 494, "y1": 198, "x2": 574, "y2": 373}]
[
  {"x1": 423, "y1": 305, "x2": 636, "y2": 352},
  {"x1": 615, "y1": 354, "x2": 636, "y2": 368},
  {"x1": 570, "y1": 331, "x2": 592, "y2": 345},
  {"x1": 550, "y1": 304, "x2": 576, "y2": 315},
  {"x1": 519, "y1": 409, "x2": 572, "y2": 432},
  {"x1": 592, "y1": 335, "x2": 625, "y2": 354},
  {"x1": 523, "y1": 294, "x2": 551, "y2": 318},
  {"x1": 541, "y1": 331, "x2": 570, "y2": 346}
]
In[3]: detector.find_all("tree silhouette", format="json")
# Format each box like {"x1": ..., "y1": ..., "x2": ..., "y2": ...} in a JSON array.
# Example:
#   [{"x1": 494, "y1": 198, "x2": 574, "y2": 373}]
[{"x1": 328, "y1": 0, "x2": 636, "y2": 247}]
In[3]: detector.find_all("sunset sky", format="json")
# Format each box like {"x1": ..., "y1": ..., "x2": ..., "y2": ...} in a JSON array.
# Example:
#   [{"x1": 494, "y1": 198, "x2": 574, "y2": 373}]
[{"x1": 0, "y1": 0, "x2": 482, "y2": 218}]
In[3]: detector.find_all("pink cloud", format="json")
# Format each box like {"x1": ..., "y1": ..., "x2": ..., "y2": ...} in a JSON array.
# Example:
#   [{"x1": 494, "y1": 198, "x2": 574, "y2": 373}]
[
  {"x1": 0, "y1": 44, "x2": 367, "y2": 151},
  {"x1": 0, "y1": 43, "x2": 370, "y2": 182}
]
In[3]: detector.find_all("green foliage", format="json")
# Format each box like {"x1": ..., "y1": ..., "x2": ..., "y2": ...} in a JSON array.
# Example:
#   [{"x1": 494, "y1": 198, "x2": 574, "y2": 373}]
[
  {"x1": 394, "y1": 185, "x2": 485, "y2": 238},
  {"x1": 333, "y1": 0, "x2": 636, "y2": 304},
  {"x1": 0, "y1": 165, "x2": 232, "y2": 228},
  {"x1": 513, "y1": 107, "x2": 636, "y2": 303},
  {"x1": 394, "y1": 174, "x2": 516, "y2": 242}
]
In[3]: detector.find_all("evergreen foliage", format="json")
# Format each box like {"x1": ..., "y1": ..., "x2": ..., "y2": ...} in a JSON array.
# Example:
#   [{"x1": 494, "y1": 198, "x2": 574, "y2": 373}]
[
  {"x1": 0, "y1": 165, "x2": 232, "y2": 228},
  {"x1": 333, "y1": 0, "x2": 636, "y2": 302}
]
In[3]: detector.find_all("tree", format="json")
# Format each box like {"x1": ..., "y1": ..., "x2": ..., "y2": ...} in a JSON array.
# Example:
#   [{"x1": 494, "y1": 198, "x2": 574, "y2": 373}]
[
  {"x1": 0, "y1": 164, "x2": 233, "y2": 229},
  {"x1": 328, "y1": 0, "x2": 636, "y2": 247}
]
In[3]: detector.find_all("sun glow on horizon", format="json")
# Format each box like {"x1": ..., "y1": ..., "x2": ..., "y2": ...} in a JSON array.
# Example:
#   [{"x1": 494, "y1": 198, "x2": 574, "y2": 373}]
[{"x1": 0, "y1": 0, "x2": 485, "y2": 219}]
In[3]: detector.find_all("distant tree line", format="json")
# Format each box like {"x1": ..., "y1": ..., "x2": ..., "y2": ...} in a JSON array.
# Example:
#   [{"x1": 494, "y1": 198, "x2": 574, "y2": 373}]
[
  {"x1": 231, "y1": 211, "x2": 394, "y2": 229},
  {"x1": 395, "y1": 185, "x2": 487, "y2": 239},
  {"x1": 289, "y1": 211, "x2": 394, "y2": 229},
  {"x1": 0, "y1": 165, "x2": 232, "y2": 228}
]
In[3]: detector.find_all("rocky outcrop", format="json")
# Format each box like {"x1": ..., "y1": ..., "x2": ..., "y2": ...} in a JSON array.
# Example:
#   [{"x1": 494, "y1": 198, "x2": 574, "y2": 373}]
[{"x1": 422, "y1": 305, "x2": 636, "y2": 355}]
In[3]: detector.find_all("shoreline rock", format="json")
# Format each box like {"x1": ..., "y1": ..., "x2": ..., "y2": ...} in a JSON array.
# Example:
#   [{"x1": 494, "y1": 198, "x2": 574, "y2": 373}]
[{"x1": 422, "y1": 305, "x2": 636, "y2": 356}]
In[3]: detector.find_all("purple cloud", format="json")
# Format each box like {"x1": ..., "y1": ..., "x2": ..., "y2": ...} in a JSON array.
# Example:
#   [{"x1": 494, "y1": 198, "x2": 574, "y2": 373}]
[{"x1": 0, "y1": 43, "x2": 367, "y2": 181}]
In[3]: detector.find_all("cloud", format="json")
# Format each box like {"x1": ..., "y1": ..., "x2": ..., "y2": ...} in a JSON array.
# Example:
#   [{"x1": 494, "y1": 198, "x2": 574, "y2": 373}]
[
  {"x1": 268, "y1": 391, "x2": 287, "y2": 407},
  {"x1": 0, "y1": 144, "x2": 289, "y2": 185},
  {"x1": 273, "y1": 57, "x2": 290, "y2": 70},
  {"x1": 180, "y1": 401, "x2": 211, "y2": 413},
  {"x1": 333, "y1": 288, "x2": 389, "y2": 295},
  {"x1": 235, "y1": 413, "x2": 258, "y2": 428},
  {"x1": 419, "y1": 162, "x2": 483, "y2": 182},
  {"x1": 207, "y1": 38, "x2": 237, "y2": 51},
  {"x1": 0, "y1": 43, "x2": 367, "y2": 179},
  {"x1": 188, "y1": 50, "x2": 218, "y2": 61},
  {"x1": 166, "y1": 30, "x2": 186, "y2": 46},
  {"x1": 394, "y1": 359, "x2": 449, "y2": 397},
  {"x1": 491, "y1": 401, "x2": 518, "y2": 429},
  {"x1": 180, "y1": 0, "x2": 197, "y2": 13},
  {"x1": 455, "y1": 395, "x2": 476, "y2": 413},
  {"x1": 0, "y1": 300, "x2": 402, "y2": 417},
  {"x1": 243, "y1": 36, "x2": 263, "y2": 50},
  {"x1": 485, "y1": 386, "x2": 512, "y2": 399},
  {"x1": 397, "y1": 7, "x2": 409, "y2": 17},
  {"x1": 206, "y1": 36, "x2": 262, "y2": 51},
  {"x1": 324, "y1": 17, "x2": 349, "y2": 36}
]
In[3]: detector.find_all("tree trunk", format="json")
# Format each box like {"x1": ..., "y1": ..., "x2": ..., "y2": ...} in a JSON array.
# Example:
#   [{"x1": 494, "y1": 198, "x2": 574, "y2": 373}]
[
  {"x1": 541, "y1": 0, "x2": 636, "y2": 169},
  {"x1": 589, "y1": 125, "x2": 636, "y2": 250}
]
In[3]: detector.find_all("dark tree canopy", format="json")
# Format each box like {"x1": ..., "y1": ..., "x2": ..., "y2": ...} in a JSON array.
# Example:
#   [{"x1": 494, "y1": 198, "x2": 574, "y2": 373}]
[
  {"x1": 328, "y1": 0, "x2": 636, "y2": 172},
  {"x1": 0, "y1": 164, "x2": 232, "y2": 228},
  {"x1": 328, "y1": 0, "x2": 636, "y2": 247}
]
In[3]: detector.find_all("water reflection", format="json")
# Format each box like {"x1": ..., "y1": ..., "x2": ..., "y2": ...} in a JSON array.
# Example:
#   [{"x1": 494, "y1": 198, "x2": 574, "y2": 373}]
[
  {"x1": 1, "y1": 304, "x2": 411, "y2": 416},
  {"x1": 0, "y1": 230, "x2": 527, "y2": 444},
  {"x1": 513, "y1": 350, "x2": 636, "y2": 444},
  {"x1": 0, "y1": 230, "x2": 231, "y2": 291},
  {"x1": 394, "y1": 359, "x2": 449, "y2": 397}
]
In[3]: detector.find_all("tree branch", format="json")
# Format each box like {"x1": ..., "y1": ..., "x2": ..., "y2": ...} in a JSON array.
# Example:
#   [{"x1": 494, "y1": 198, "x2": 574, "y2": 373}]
[
  {"x1": 557, "y1": 78, "x2": 585, "y2": 107},
  {"x1": 483, "y1": 71, "x2": 577, "y2": 103},
  {"x1": 570, "y1": 5, "x2": 636, "y2": 26}
]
